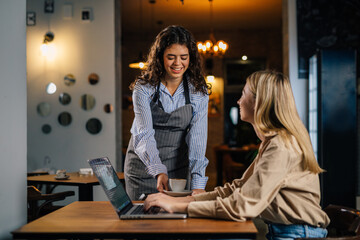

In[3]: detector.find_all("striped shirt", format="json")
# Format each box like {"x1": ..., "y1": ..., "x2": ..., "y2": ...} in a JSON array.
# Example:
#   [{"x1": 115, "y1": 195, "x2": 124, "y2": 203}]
[{"x1": 130, "y1": 81, "x2": 209, "y2": 189}]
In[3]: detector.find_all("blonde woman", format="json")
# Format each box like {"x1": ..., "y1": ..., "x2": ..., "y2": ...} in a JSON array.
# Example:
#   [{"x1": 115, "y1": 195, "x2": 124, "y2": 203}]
[{"x1": 144, "y1": 70, "x2": 330, "y2": 239}]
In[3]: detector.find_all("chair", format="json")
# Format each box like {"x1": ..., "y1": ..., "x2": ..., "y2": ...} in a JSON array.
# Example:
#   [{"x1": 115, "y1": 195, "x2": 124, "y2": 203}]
[
  {"x1": 213, "y1": 144, "x2": 259, "y2": 185},
  {"x1": 27, "y1": 171, "x2": 51, "y2": 193},
  {"x1": 27, "y1": 185, "x2": 75, "y2": 222},
  {"x1": 324, "y1": 205, "x2": 360, "y2": 237},
  {"x1": 296, "y1": 237, "x2": 360, "y2": 240},
  {"x1": 295, "y1": 205, "x2": 360, "y2": 240},
  {"x1": 222, "y1": 153, "x2": 247, "y2": 183}
]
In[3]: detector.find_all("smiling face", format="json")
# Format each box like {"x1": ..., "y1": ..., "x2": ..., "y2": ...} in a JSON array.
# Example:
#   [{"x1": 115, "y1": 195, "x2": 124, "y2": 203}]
[
  {"x1": 237, "y1": 83, "x2": 256, "y2": 124},
  {"x1": 163, "y1": 43, "x2": 190, "y2": 82}
]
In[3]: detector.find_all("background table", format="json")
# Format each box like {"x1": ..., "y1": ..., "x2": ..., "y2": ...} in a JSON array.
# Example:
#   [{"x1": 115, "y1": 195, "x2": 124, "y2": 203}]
[
  {"x1": 27, "y1": 172, "x2": 124, "y2": 201},
  {"x1": 213, "y1": 144, "x2": 259, "y2": 185},
  {"x1": 12, "y1": 201, "x2": 258, "y2": 240}
]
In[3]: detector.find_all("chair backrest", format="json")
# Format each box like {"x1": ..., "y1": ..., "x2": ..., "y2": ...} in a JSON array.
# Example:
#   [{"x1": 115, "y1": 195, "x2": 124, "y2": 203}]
[
  {"x1": 27, "y1": 186, "x2": 75, "y2": 222},
  {"x1": 324, "y1": 205, "x2": 360, "y2": 237},
  {"x1": 296, "y1": 236, "x2": 360, "y2": 240}
]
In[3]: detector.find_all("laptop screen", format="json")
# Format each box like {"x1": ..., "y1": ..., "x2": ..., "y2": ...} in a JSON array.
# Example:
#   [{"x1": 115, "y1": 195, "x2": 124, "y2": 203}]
[{"x1": 88, "y1": 157, "x2": 131, "y2": 212}]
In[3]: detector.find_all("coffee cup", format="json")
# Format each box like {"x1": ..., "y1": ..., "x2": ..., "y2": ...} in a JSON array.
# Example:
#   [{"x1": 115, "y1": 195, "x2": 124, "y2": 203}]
[
  {"x1": 79, "y1": 168, "x2": 93, "y2": 175},
  {"x1": 169, "y1": 178, "x2": 187, "y2": 192},
  {"x1": 56, "y1": 169, "x2": 66, "y2": 178}
]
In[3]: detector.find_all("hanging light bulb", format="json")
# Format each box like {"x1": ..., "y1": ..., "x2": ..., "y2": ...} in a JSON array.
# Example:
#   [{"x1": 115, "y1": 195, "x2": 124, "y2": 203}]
[{"x1": 129, "y1": 0, "x2": 148, "y2": 70}]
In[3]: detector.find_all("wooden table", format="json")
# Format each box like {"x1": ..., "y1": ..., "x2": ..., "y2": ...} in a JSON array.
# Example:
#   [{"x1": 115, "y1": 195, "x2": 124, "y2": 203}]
[
  {"x1": 27, "y1": 172, "x2": 124, "y2": 201},
  {"x1": 12, "y1": 201, "x2": 258, "y2": 240}
]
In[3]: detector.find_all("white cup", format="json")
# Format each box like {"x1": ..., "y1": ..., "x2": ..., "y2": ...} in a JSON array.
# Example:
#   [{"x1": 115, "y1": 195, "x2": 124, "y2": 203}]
[
  {"x1": 169, "y1": 179, "x2": 187, "y2": 192},
  {"x1": 56, "y1": 169, "x2": 66, "y2": 178},
  {"x1": 79, "y1": 168, "x2": 93, "y2": 175}
]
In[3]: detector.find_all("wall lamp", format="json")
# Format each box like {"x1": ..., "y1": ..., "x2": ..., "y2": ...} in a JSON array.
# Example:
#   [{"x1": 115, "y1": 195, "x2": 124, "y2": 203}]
[
  {"x1": 41, "y1": 31, "x2": 56, "y2": 60},
  {"x1": 43, "y1": 31, "x2": 54, "y2": 43}
]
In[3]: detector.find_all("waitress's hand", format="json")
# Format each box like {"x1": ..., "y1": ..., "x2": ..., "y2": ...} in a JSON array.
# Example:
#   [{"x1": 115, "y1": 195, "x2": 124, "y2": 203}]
[
  {"x1": 191, "y1": 189, "x2": 205, "y2": 195},
  {"x1": 156, "y1": 173, "x2": 169, "y2": 192}
]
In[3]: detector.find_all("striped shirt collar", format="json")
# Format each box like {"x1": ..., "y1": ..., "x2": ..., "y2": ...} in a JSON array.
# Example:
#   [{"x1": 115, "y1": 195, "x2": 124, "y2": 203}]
[{"x1": 159, "y1": 80, "x2": 185, "y2": 98}]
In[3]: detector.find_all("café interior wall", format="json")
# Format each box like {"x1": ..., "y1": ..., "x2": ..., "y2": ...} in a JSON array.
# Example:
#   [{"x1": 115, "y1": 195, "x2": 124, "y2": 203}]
[
  {"x1": 0, "y1": 1, "x2": 27, "y2": 239},
  {"x1": 26, "y1": 0, "x2": 116, "y2": 200}
]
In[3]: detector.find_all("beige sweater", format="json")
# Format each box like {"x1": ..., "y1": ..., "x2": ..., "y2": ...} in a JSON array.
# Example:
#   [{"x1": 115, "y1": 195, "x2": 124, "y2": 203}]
[{"x1": 188, "y1": 135, "x2": 330, "y2": 228}]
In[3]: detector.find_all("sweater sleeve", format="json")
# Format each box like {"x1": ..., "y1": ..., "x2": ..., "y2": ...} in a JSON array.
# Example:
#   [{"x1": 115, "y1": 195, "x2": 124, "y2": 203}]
[{"x1": 188, "y1": 141, "x2": 291, "y2": 221}]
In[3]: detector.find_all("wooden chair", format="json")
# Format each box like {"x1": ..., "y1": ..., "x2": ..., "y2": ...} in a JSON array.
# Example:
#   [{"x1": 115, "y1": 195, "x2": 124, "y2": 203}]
[
  {"x1": 27, "y1": 185, "x2": 75, "y2": 222},
  {"x1": 222, "y1": 153, "x2": 247, "y2": 183},
  {"x1": 213, "y1": 144, "x2": 259, "y2": 185}
]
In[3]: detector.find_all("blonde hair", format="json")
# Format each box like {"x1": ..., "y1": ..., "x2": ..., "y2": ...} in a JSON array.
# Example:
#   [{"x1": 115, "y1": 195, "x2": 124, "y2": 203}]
[{"x1": 246, "y1": 70, "x2": 324, "y2": 174}]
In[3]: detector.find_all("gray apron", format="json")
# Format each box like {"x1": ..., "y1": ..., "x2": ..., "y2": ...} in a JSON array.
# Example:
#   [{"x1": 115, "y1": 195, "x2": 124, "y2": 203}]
[{"x1": 124, "y1": 79, "x2": 193, "y2": 200}]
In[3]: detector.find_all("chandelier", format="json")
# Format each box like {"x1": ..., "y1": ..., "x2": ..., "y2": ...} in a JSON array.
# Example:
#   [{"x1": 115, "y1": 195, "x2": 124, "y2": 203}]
[{"x1": 197, "y1": 0, "x2": 228, "y2": 57}]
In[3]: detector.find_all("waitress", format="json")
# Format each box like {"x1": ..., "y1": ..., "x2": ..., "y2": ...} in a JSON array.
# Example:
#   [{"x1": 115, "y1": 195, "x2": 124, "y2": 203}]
[{"x1": 124, "y1": 25, "x2": 211, "y2": 200}]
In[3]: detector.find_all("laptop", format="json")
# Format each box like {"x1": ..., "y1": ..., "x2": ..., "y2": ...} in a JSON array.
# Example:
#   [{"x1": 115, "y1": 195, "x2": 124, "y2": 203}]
[{"x1": 87, "y1": 157, "x2": 187, "y2": 219}]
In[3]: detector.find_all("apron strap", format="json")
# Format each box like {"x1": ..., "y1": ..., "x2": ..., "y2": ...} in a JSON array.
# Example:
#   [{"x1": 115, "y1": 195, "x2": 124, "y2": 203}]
[
  {"x1": 152, "y1": 81, "x2": 164, "y2": 110},
  {"x1": 183, "y1": 77, "x2": 191, "y2": 105}
]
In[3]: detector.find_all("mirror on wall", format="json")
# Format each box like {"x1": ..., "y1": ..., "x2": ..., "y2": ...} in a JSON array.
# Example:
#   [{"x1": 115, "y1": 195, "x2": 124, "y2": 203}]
[
  {"x1": 58, "y1": 112, "x2": 72, "y2": 126},
  {"x1": 86, "y1": 118, "x2": 102, "y2": 134},
  {"x1": 64, "y1": 73, "x2": 76, "y2": 86},
  {"x1": 80, "y1": 94, "x2": 96, "y2": 111},
  {"x1": 104, "y1": 103, "x2": 113, "y2": 113},
  {"x1": 46, "y1": 82, "x2": 57, "y2": 94},
  {"x1": 37, "y1": 102, "x2": 51, "y2": 117},
  {"x1": 59, "y1": 92, "x2": 71, "y2": 105},
  {"x1": 88, "y1": 73, "x2": 99, "y2": 85},
  {"x1": 42, "y1": 124, "x2": 52, "y2": 134}
]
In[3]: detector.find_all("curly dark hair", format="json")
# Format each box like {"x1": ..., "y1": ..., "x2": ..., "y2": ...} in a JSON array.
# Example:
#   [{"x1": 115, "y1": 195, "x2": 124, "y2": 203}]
[{"x1": 130, "y1": 25, "x2": 211, "y2": 95}]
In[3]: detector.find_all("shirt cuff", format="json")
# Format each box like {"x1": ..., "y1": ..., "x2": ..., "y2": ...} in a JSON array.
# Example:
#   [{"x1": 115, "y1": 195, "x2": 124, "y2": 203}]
[
  {"x1": 191, "y1": 175, "x2": 208, "y2": 190},
  {"x1": 145, "y1": 164, "x2": 167, "y2": 178}
]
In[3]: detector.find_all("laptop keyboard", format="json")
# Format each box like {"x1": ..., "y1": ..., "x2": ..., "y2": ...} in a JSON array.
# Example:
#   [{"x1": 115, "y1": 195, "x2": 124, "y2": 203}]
[{"x1": 131, "y1": 205, "x2": 161, "y2": 215}]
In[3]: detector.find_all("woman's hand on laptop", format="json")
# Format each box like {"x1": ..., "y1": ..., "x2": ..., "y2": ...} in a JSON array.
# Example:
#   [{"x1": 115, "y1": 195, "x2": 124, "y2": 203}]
[{"x1": 144, "y1": 193, "x2": 195, "y2": 213}]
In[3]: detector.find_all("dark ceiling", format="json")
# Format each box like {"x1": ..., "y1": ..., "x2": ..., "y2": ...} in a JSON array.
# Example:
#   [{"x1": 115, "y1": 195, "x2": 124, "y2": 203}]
[{"x1": 121, "y1": 0, "x2": 282, "y2": 36}]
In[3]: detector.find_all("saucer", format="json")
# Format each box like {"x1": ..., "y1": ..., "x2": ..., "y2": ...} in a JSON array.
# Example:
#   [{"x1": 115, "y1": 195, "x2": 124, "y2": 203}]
[
  {"x1": 163, "y1": 190, "x2": 192, "y2": 197},
  {"x1": 54, "y1": 175, "x2": 70, "y2": 180}
]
